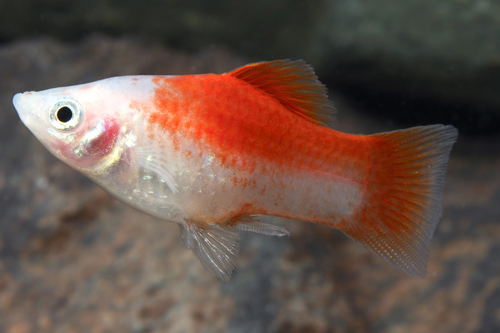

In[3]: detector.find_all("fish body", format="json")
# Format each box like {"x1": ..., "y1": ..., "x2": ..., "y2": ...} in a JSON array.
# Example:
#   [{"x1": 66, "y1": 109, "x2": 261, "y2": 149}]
[{"x1": 13, "y1": 60, "x2": 458, "y2": 280}]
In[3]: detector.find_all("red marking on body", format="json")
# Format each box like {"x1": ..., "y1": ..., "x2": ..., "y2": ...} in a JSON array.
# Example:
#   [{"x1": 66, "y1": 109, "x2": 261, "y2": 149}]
[
  {"x1": 67, "y1": 118, "x2": 120, "y2": 168},
  {"x1": 147, "y1": 69, "x2": 372, "y2": 183},
  {"x1": 137, "y1": 62, "x2": 457, "y2": 277},
  {"x1": 84, "y1": 120, "x2": 119, "y2": 157},
  {"x1": 77, "y1": 85, "x2": 93, "y2": 91}
]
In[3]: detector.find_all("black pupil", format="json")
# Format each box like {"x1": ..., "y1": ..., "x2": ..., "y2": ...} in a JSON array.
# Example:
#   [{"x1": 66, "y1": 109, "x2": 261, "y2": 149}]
[{"x1": 57, "y1": 107, "x2": 73, "y2": 123}]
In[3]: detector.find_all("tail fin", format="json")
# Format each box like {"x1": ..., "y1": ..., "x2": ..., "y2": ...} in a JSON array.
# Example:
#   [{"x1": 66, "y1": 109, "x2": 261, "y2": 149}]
[{"x1": 336, "y1": 125, "x2": 458, "y2": 277}]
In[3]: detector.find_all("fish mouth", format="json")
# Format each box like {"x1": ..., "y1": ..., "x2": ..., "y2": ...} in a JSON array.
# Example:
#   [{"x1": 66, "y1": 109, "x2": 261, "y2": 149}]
[
  {"x1": 13, "y1": 92, "x2": 25, "y2": 115},
  {"x1": 13, "y1": 91, "x2": 47, "y2": 141},
  {"x1": 13, "y1": 92, "x2": 34, "y2": 125}
]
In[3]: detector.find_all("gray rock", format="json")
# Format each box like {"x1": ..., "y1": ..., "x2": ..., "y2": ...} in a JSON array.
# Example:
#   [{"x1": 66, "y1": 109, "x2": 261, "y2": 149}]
[{"x1": 1, "y1": 36, "x2": 499, "y2": 332}]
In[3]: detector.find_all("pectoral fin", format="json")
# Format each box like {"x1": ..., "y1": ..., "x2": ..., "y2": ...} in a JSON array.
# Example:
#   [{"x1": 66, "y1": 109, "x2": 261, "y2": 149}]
[
  {"x1": 180, "y1": 215, "x2": 289, "y2": 281},
  {"x1": 136, "y1": 145, "x2": 178, "y2": 193}
]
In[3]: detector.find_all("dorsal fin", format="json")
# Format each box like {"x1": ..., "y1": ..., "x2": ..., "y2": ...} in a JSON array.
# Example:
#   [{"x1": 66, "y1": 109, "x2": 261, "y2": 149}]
[{"x1": 229, "y1": 60, "x2": 335, "y2": 125}]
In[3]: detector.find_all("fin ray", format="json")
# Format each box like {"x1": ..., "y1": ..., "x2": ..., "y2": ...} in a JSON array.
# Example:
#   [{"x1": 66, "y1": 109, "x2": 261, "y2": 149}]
[
  {"x1": 229, "y1": 60, "x2": 335, "y2": 126},
  {"x1": 180, "y1": 221, "x2": 239, "y2": 281},
  {"x1": 136, "y1": 145, "x2": 178, "y2": 194},
  {"x1": 232, "y1": 214, "x2": 290, "y2": 236},
  {"x1": 180, "y1": 215, "x2": 289, "y2": 281},
  {"x1": 336, "y1": 125, "x2": 458, "y2": 277}
]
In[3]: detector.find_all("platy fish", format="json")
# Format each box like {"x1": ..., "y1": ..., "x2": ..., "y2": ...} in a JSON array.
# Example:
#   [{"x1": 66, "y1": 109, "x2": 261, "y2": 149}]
[{"x1": 13, "y1": 60, "x2": 458, "y2": 281}]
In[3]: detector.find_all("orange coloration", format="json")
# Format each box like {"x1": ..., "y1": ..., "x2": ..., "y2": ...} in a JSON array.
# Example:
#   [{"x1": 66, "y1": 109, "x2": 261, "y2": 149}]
[
  {"x1": 148, "y1": 67, "x2": 371, "y2": 184},
  {"x1": 333, "y1": 126, "x2": 457, "y2": 275},
  {"x1": 143, "y1": 60, "x2": 457, "y2": 277},
  {"x1": 229, "y1": 60, "x2": 334, "y2": 125}
]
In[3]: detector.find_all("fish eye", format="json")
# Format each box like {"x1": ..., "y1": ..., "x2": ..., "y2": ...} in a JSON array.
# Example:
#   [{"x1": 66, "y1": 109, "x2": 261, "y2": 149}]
[
  {"x1": 49, "y1": 98, "x2": 83, "y2": 131},
  {"x1": 57, "y1": 106, "x2": 73, "y2": 123}
]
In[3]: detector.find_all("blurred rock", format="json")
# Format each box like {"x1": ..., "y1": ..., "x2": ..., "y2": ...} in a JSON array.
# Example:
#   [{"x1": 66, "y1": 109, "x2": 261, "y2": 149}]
[
  {"x1": 1, "y1": 1, "x2": 500, "y2": 134},
  {"x1": 0, "y1": 36, "x2": 499, "y2": 332}
]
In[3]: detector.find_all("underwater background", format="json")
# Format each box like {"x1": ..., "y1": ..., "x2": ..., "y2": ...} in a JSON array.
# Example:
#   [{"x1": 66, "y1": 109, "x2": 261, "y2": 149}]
[{"x1": 0, "y1": 1, "x2": 499, "y2": 332}]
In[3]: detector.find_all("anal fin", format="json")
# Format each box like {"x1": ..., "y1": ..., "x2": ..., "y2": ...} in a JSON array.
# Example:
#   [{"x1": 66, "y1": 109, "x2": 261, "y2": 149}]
[{"x1": 232, "y1": 214, "x2": 289, "y2": 236}]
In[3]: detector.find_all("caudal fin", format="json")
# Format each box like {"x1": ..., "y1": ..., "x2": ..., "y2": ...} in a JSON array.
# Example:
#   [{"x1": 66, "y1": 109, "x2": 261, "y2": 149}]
[{"x1": 336, "y1": 125, "x2": 458, "y2": 277}]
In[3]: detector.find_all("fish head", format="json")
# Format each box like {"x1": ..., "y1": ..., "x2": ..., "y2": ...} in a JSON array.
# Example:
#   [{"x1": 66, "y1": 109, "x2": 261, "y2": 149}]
[{"x1": 13, "y1": 80, "x2": 124, "y2": 173}]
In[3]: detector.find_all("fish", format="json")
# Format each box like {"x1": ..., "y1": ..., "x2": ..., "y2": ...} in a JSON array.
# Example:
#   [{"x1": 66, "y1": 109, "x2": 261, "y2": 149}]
[{"x1": 13, "y1": 60, "x2": 458, "y2": 281}]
